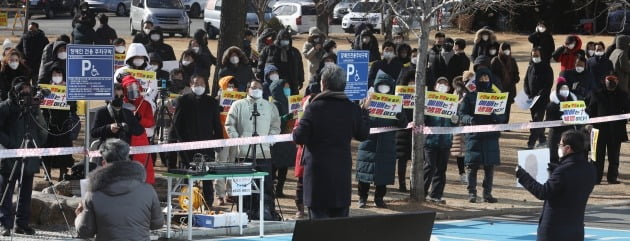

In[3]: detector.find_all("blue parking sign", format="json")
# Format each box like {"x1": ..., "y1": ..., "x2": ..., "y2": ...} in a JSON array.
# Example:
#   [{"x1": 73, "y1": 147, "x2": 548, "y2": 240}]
[
  {"x1": 337, "y1": 50, "x2": 369, "y2": 100},
  {"x1": 66, "y1": 45, "x2": 115, "y2": 101}
]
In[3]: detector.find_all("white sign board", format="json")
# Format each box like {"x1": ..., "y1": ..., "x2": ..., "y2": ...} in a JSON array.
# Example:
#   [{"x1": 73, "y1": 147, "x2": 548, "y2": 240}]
[
  {"x1": 517, "y1": 149, "x2": 550, "y2": 187},
  {"x1": 229, "y1": 177, "x2": 252, "y2": 196}
]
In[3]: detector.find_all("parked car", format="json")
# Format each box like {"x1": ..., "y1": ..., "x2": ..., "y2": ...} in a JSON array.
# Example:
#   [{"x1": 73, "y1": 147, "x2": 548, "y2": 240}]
[
  {"x1": 333, "y1": 0, "x2": 356, "y2": 24},
  {"x1": 608, "y1": 9, "x2": 630, "y2": 34},
  {"x1": 272, "y1": 1, "x2": 317, "y2": 34},
  {"x1": 341, "y1": 0, "x2": 382, "y2": 33},
  {"x1": 204, "y1": 0, "x2": 274, "y2": 39},
  {"x1": 181, "y1": 0, "x2": 206, "y2": 18},
  {"x1": 85, "y1": 0, "x2": 131, "y2": 16},
  {"x1": 28, "y1": 0, "x2": 80, "y2": 19},
  {"x1": 130, "y1": 0, "x2": 191, "y2": 37}
]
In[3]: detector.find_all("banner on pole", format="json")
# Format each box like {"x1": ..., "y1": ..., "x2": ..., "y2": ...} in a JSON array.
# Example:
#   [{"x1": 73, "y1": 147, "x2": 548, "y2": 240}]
[{"x1": 591, "y1": 128, "x2": 599, "y2": 161}]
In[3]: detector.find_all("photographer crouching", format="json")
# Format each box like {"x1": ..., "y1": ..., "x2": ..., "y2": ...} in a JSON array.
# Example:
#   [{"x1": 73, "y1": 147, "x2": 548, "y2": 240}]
[{"x1": 0, "y1": 76, "x2": 48, "y2": 236}]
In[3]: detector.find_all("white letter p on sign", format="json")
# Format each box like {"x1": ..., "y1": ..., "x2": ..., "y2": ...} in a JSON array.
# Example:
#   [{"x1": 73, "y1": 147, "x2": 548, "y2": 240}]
[
  {"x1": 82, "y1": 60, "x2": 92, "y2": 77},
  {"x1": 346, "y1": 64, "x2": 355, "y2": 81}
]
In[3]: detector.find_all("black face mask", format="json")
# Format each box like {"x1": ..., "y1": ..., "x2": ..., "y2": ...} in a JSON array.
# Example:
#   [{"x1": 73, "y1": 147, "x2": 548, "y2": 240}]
[
  {"x1": 443, "y1": 44, "x2": 453, "y2": 52},
  {"x1": 111, "y1": 96, "x2": 123, "y2": 108}
]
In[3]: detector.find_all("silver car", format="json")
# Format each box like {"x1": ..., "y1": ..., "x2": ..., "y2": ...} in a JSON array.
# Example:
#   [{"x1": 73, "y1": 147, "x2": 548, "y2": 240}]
[
  {"x1": 85, "y1": 0, "x2": 131, "y2": 16},
  {"x1": 333, "y1": 0, "x2": 356, "y2": 23},
  {"x1": 130, "y1": 0, "x2": 191, "y2": 37}
]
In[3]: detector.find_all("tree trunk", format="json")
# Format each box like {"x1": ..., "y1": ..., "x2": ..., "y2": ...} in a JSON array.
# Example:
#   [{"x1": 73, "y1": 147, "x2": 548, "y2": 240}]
[
  {"x1": 212, "y1": 0, "x2": 248, "y2": 96},
  {"x1": 409, "y1": 22, "x2": 430, "y2": 202}
]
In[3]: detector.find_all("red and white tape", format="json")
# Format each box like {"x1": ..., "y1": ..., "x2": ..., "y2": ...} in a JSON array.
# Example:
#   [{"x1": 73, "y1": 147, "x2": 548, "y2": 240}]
[{"x1": 1, "y1": 114, "x2": 629, "y2": 159}]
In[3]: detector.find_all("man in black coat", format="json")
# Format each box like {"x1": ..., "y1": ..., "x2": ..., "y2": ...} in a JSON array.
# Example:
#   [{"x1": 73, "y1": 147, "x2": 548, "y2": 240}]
[
  {"x1": 146, "y1": 27, "x2": 177, "y2": 62},
  {"x1": 586, "y1": 75, "x2": 630, "y2": 184},
  {"x1": 528, "y1": 21, "x2": 555, "y2": 64},
  {"x1": 72, "y1": 15, "x2": 97, "y2": 45},
  {"x1": 368, "y1": 41, "x2": 402, "y2": 88},
  {"x1": 293, "y1": 65, "x2": 370, "y2": 219},
  {"x1": 431, "y1": 38, "x2": 468, "y2": 86},
  {"x1": 516, "y1": 130, "x2": 596, "y2": 241},
  {"x1": 352, "y1": 29, "x2": 380, "y2": 63},
  {"x1": 524, "y1": 47, "x2": 554, "y2": 149},
  {"x1": 16, "y1": 22, "x2": 49, "y2": 80},
  {"x1": 94, "y1": 13, "x2": 118, "y2": 45},
  {"x1": 91, "y1": 84, "x2": 144, "y2": 145},
  {"x1": 258, "y1": 28, "x2": 305, "y2": 95},
  {"x1": 133, "y1": 21, "x2": 154, "y2": 45},
  {"x1": 586, "y1": 42, "x2": 613, "y2": 90}
]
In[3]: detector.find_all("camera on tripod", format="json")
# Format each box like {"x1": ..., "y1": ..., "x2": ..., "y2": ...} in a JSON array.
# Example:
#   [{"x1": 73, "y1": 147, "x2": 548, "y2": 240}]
[
  {"x1": 158, "y1": 79, "x2": 171, "y2": 99},
  {"x1": 17, "y1": 85, "x2": 51, "y2": 109}
]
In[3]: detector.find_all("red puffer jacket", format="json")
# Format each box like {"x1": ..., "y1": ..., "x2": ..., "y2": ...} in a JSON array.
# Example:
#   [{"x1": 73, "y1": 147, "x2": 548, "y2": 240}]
[{"x1": 292, "y1": 94, "x2": 313, "y2": 178}]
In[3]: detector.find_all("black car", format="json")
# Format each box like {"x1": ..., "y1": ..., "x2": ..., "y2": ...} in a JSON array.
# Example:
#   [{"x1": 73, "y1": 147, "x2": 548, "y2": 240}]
[{"x1": 28, "y1": 0, "x2": 80, "y2": 19}]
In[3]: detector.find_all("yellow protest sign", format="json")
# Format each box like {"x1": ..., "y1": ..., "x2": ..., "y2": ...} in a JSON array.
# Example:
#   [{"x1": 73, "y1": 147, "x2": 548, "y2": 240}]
[
  {"x1": 368, "y1": 93, "x2": 403, "y2": 119},
  {"x1": 38, "y1": 84, "x2": 70, "y2": 110},
  {"x1": 559, "y1": 101, "x2": 589, "y2": 124},
  {"x1": 591, "y1": 128, "x2": 599, "y2": 161},
  {"x1": 288, "y1": 95, "x2": 303, "y2": 115},
  {"x1": 219, "y1": 91, "x2": 247, "y2": 108},
  {"x1": 395, "y1": 85, "x2": 415, "y2": 109},
  {"x1": 425, "y1": 91, "x2": 459, "y2": 118},
  {"x1": 76, "y1": 100, "x2": 86, "y2": 116},
  {"x1": 474, "y1": 92, "x2": 508, "y2": 115},
  {"x1": 0, "y1": 12, "x2": 7, "y2": 27},
  {"x1": 114, "y1": 53, "x2": 125, "y2": 70}
]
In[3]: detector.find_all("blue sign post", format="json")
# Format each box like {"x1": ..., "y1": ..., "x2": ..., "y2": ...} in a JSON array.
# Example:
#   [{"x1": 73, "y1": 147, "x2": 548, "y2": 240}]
[
  {"x1": 337, "y1": 50, "x2": 369, "y2": 100},
  {"x1": 66, "y1": 45, "x2": 115, "y2": 101}
]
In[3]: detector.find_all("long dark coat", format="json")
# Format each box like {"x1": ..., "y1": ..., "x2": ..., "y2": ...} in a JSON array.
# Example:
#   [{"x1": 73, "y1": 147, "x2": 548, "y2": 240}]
[
  {"x1": 269, "y1": 79, "x2": 296, "y2": 168},
  {"x1": 292, "y1": 91, "x2": 370, "y2": 208},
  {"x1": 258, "y1": 29, "x2": 305, "y2": 95},
  {"x1": 91, "y1": 105, "x2": 144, "y2": 144},
  {"x1": 587, "y1": 88, "x2": 630, "y2": 144}
]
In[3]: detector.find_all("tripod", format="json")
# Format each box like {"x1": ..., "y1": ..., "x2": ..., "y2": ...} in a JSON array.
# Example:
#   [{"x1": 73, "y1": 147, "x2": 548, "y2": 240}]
[
  {"x1": 0, "y1": 106, "x2": 73, "y2": 239},
  {"x1": 153, "y1": 89, "x2": 177, "y2": 168}
]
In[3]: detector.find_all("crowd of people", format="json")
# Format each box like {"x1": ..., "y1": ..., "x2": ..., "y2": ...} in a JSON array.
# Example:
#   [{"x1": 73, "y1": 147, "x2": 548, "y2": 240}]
[{"x1": 0, "y1": 11, "x2": 628, "y2": 238}]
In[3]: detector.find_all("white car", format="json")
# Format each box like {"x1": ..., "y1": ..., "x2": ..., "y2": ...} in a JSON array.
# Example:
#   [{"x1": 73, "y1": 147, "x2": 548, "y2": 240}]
[
  {"x1": 341, "y1": 0, "x2": 382, "y2": 33},
  {"x1": 272, "y1": 1, "x2": 317, "y2": 34}
]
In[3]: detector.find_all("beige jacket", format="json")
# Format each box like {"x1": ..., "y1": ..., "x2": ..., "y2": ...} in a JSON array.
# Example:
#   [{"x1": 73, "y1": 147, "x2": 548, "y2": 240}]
[{"x1": 225, "y1": 96, "x2": 281, "y2": 159}]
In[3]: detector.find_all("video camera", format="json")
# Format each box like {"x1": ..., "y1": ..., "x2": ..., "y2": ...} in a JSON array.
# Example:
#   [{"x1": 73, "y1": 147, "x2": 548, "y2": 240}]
[
  {"x1": 17, "y1": 85, "x2": 51, "y2": 109},
  {"x1": 158, "y1": 79, "x2": 171, "y2": 99}
]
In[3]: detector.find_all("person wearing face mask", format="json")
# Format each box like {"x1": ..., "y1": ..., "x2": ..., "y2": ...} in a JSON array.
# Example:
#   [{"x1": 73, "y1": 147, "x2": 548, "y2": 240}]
[
  {"x1": 322, "y1": 39, "x2": 337, "y2": 58},
  {"x1": 94, "y1": 13, "x2": 118, "y2": 45},
  {"x1": 561, "y1": 56, "x2": 595, "y2": 101},
  {"x1": 91, "y1": 83, "x2": 144, "y2": 146},
  {"x1": 113, "y1": 38, "x2": 127, "y2": 54},
  {"x1": 394, "y1": 43, "x2": 413, "y2": 85},
  {"x1": 552, "y1": 35, "x2": 585, "y2": 73},
  {"x1": 305, "y1": 53, "x2": 336, "y2": 96},
  {"x1": 524, "y1": 47, "x2": 554, "y2": 149},
  {"x1": 38, "y1": 41, "x2": 67, "y2": 84},
  {"x1": 367, "y1": 41, "x2": 403, "y2": 88},
  {"x1": 545, "y1": 77, "x2": 579, "y2": 164},
  {"x1": 587, "y1": 75, "x2": 630, "y2": 184},
  {"x1": 218, "y1": 46, "x2": 255, "y2": 92},
  {"x1": 0, "y1": 77, "x2": 48, "y2": 236},
  {"x1": 145, "y1": 27, "x2": 176, "y2": 62},
  {"x1": 303, "y1": 27, "x2": 327, "y2": 76},
  {"x1": 485, "y1": 42, "x2": 500, "y2": 59},
  {"x1": 528, "y1": 21, "x2": 555, "y2": 63},
  {"x1": 608, "y1": 35, "x2": 630, "y2": 93},
  {"x1": 352, "y1": 29, "x2": 380, "y2": 62},
  {"x1": 132, "y1": 21, "x2": 154, "y2": 45},
  {"x1": 1, "y1": 39, "x2": 13, "y2": 60},
  {"x1": 39, "y1": 67, "x2": 78, "y2": 181},
  {"x1": 38, "y1": 35, "x2": 70, "y2": 80},
  {"x1": 431, "y1": 38, "x2": 468, "y2": 89},
  {"x1": 242, "y1": 30, "x2": 255, "y2": 66},
  {"x1": 429, "y1": 32, "x2": 446, "y2": 59},
  {"x1": 178, "y1": 49, "x2": 199, "y2": 86},
  {"x1": 587, "y1": 42, "x2": 613, "y2": 91},
  {"x1": 146, "y1": 52, "x2": 170, "y2": 83},
  {"x1": 173, "y1": 74, "x2": 224, "y2": 205},
  {"x1": 427, "y1": 32, "x2": 446, "y2": 84},
  {"x1": 15, "y1": 22, "x2": 48, "y2": 81},
  {"x1": 226, "y1": 80, "x2": 281, "y2": 220},
  {"x1": 394, "y1": 70, "x2": 416, "y2": 192},
  {"x1": 269, "y1": 78, "x2": 297, "y2": 199},
  {"x1": 120, "y1": 75, "x2": 156, "y2": 184},
  {"x1": 257, "y1": 28, "x2": 304, "y2": 94},
  {"x1": 409, "y1": 48, "x2": 418, "y2": 67},
  {"x1": 262, "y1": 64, "x2": 280, "y2": 99},
  {"x1": 356, "y1": 71, "x2": 407, "y2": 208},
  {"x1": 450, "y1": 76, "x2": 470, "y2": 185},
  {"x1": 423, "y1": 77, "x2": 455, "y2": 204},
  {"x1": 189, "y1": 29, "x2": 217, "y2": 83},
  {"x1": 168, "y1": 68, "x2": 189, "y2": 95},
  {"x1": 114, "y1": 43, "x2": 150, "y2": 83},
  {"x1": 457, "y1": 68, "x2": 506, "y2": 204},
  {"x1": 256, "y1": 28, "x2": 277, "y2": 53},
  {"x1": 471, "y1": 27, "x2": 495, "y2": 61},
  {"x1": 453, "y1": 38, "x2": 471, "y2": 72},
  {"x1": 517, "y1": 129, "x2": 596, "y2": 241},
  {"x1": 0, "y1": 49, "x2": 31, "y2": 101},
  {"x1": 585, "y1": 41, "x2": 596, "y2": 58},
  {"x1": 490, "y1": 42, "x2": 520, "y2": 122},
  {"x1": 71, "y1": 15, "x2": 97, "y2": 45}
]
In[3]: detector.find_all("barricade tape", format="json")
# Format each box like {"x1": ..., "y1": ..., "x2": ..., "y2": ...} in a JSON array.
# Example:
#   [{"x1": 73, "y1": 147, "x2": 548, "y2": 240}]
[{"x1": 1, "y1": 113, "x2": 629, "y2": 159}]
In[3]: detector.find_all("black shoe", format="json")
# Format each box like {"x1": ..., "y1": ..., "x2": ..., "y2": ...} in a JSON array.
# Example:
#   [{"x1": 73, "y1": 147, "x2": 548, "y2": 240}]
[
  {"x1": 15, "y1": 225, "x2": 35, "y2": 235},
  {"x1": 608, "y1": 180, "x2": 621, "y2": 184},
  {"x1": 398, "y1": 186, "x2": 408, "y2": 192},
  {"x1": 468, "y1": 193, "x2": 477, "y2": 203},
  {"x1": 527, "y1": 143, "x2": 535, "y2": 150},
  {"x1": 375, "y1": 199, "x2": 387, "y2": 208},
  {"x1": 1, "y1": 226, "x2": 10, "y2": 236},
  {"x1": 483, "y1": 196, "x2": 498, "y2": 203}
]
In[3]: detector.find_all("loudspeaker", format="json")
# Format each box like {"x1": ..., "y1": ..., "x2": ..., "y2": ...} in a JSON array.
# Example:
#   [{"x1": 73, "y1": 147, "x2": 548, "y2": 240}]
[{"x1": 292, "y1": 211, "x2": 436, "y2": 241}]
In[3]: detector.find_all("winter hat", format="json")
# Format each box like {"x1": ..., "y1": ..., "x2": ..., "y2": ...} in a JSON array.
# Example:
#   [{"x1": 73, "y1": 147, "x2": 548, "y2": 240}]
[
  {"x1": 605, "y1": 75, "x2": 619, "y2": 84},
  {"x1": 264, "y1": 64, "x2": 279, "y2": 83},
  {"x1": 556, "y1": 76, "x2": 567, "y2": 86},
  {"x1": 2, "y1": 38, "x2": 13, "y2": 50},
  {"x1": 219, "y1": 76, "x2": 235, "y2": 90}
]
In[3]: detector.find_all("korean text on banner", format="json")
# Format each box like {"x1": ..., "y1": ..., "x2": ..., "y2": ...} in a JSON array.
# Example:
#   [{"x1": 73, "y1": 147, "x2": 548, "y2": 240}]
[
  {"x1": 219, "y1": 91, "x2": 246, "y2": 108},
  {"x1": 39, "y1": 84, "x2": 70, "y2": 110},
  {"x1": 591, "y1": 128, "x2": 599, "y2": 160},
  {"x1": 288, "y1": 95, "x2": 303, "y2": 115},
  {"x1": 114, "y1": 53, "x2": 125, "y2": 70},
  {"x1": 338, "y1": 50, "x2": 369, "y2": 101},
  {"x1": 559, "y1": 101, "x2": 589, "y2": 124},
  {"x1": 517, "y1": 149, "x2": 550, "y2": 187},
  {"x1": 0, "y1": 12, "x2": 7, "y2": 27},
  {"x1": 474, "y1": 92, "x2": 508, "y2": 115},
  {"x1": 66, "y1": 45, "x2": 115, "y2": 101},
  {"x1": 395, "y1": 85, "x2": 415, "y2": 109},
  {"x1": 425, "y1": 91, "x2": 459, "y2": 118},
  {"x1": 125, "y1": 69, "x2": 157, "y2": 96},
  {"x1": 368, "y1": 93, "x2": 403, "y2": 119}
]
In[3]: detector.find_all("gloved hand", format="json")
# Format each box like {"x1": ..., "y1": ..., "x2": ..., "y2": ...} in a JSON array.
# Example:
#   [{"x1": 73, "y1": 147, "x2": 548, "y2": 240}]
[
  {"x1": 547, "y1": 162, "x2": 559, "y2": 175},
  {"x1": 584, "y1": 124, "x2": 593, "y2": 133},
  {"x1": 515, "y1": 165, "x2": 527, "y2": 178},
  {"x1": 451, "y1": 114, "x2": 460, "y2": 124}
]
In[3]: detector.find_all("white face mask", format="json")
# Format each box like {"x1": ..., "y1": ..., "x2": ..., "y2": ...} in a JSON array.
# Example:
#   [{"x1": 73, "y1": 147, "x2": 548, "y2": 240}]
[
  {"x1": 411, "y1": 57, "x2": 417, "y2": 65},
  {"x1": 192, "y1": 47, "x2": 200, "y2": 53},
  {"x1": 537, "y1": 26, "x2": 546, "y2": 33},
  {"x1": 192, "y1": 86, "x2": 205, "y2": 96},
  {"x1": 52, "y1": 76, "x2": 63, "y2": 84},
  {"x1": 377, "y1": 85, "x2": 391, "y2": 94},
  {"x1": 57, "y1": 51, "x2": 67, "y2": 60},
  {"x1": 362, "y1": 37, "x2": 370, "y2": 44},
  {"x1": 489, "y1": 49, "x2": 497, "y2": 55},
  {"x1": 383, "y1": 51, "x2": 395, "y2": 59},
  {"x1": 482, "y1": 35, "x2": 489, "y2": 41},
  {"x1": 588, "y1": 50, "x2": 595, "y2": 56},
  {"x1": 249, "y1": 89, "x2": 263, "y2": 99},
  {"x1": 331, "y1": 48, "x2": 337, "y2": 54},
  {"x1": 230, "y1": 56, "x2": 239, "y2": 65},
  {"x1": 115, "y1": 46, "x2": 126, "y2": 53},
  {"x1": 503, "y1": 50, "x2": 511, "y2": 56},
  {"x1": 559, "y1": 89, "x2": 570, "y2": 98},
  {"x1": 181, "y1": 60, "x2": 192, "y2": 66},
  {"x1": 567, "y1": 43, "x2": 575, "y2": 49},
  {"x1": 557, "y1": 147, "x2": 564, "y2": 158},
  {"x1": 575, "y1": 67, "x2": 585, "y2": 73},
  {"x1": 532, "y1": 57, "x2": 542, "y2": 63},
  {"x1": 133, "y1": 58, "x2": 144, "y2": 67},
  {"x1": 143, "y1": 28, "x2": 151, "y2": 35},
  {"x1": 436, "y1": 84, "x2": 449, "y2": 93},
  {"x1": 269, "y1": 73, "x2": 279, "y2": 81},
  {"x1": 227, "y1": 87, "x2": 234, "y2": 92},
  {"x1": 595, "y1": 51, "x2": 605, "y2": 56},
  {"x1": 8, "y1": 61, "x2": 19, "y2": 70},
  {"x1": 150, "y1": 34, "x2": 160, "y2": 42}
]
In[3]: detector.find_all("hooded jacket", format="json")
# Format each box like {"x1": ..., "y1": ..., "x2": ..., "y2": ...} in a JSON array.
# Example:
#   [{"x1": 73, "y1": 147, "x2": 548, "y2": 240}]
[
  {"x1": 269, "y1": 78, "x2": 296, "y2": 167},
  {"x1": 528, "y1": 28, "x2": 555, "y2": 63},
  {"x1": 225, "y1": 95, "x2": 281, "y2": 159},
  {"x1": 471, "y1": 29, "x2": 496, "y2": 60},
  {"x1": 145, "y1": 28, "x2": 176, "y2": 61},
  {"x1": 257, "y1": 29, "x2": 305, "y2": 94},
  {"x1": 352, "y1": 29, "x2": 380, "y2": 62},
  {"x1": 257, "y1": 28, "x2": 276, "y2": 53},
  {"x1": 490, "y1": 43, "x2": 519, "y2": 101},
  {"x1": 262, "y1": 64, "x2": 279, "y2": 100},
  {"x1": 306, "y1": 52, "x2": 336, "y2": 96},
  {"x1": 302, "y1": 27, "x2": 327, "y2": 76},
  {"x1": 552, "y1": 35, "x2": 585, "y2": 72},
  {"x1": 38, "y1": 41, "x2": 67, "y2": 83},
  {"x1": 608, "y1": 35, "x2": 630, "y2": 92},
  {"x1": 146, "y1": 52, "x2": 170, "y2": 81},
  {"x1": 0, "y1": 60, "x2": 30, "y2": 101},
  {"x1": 16, "y1": 28, "x2": 49, "y2": 67},
  {"x1": 191, "y1": 29, "x2": 217, "y2": 80},
  {"x1": 75, "y1": 161, "x2": 164, "y2": 241},
  {"x1": 368, "y1": 51, "x2": 403, "y2": 88},
  {"x1": 218, "y1": 46, "x2": 254, "y2": 92},
  {"x1": 114, "y1": 43, "x2": 150, "y2": 82}
]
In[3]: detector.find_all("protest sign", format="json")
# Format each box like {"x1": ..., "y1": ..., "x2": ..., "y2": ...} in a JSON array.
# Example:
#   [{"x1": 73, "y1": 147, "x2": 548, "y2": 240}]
[
  {"x1": 474, "y1": 92, "x2": 508, "y2": 115},
  {"x1": 39, "y1": 84, "x2": 70, "y2": 110},
  {"x1": 125, "y1": 69, "x2": 157, "y2": 96},
  {"x1": 395, "y1": 85, "x2": 415, "y2": 109},
  {"x1": 288, "y1": 95, "x2": 303, "y2": 115},
  {"x1": 517, "y1": 149, "x2": 550, "y2": 187},
  {"x1": 591, "y1": 128, "x2": 599, "y2": 161},
  {"x1": 368, "y1": 93, "x2": 403, "y2": 119},
  {"x1": 162, "y1": 60, "x2": 179, "y2": 72},
  {"x1": 0, "y1": 12, "x2": 7, "y2": 27},
  {"x1": 559, "y1": 101, "x2": 589, "y2": 124},
  {"x1": 114, "y1": 53, "x2": 125, "y2": 70},
  {"x1": 514, "y1": 90, "x2": 540, "y2": 110},
  {"x1": 219, "y1": 91, "x2": 247, "y2": 110},
  {"x1": 425, "y1": 91, "x2": 459, "y2": 118}
]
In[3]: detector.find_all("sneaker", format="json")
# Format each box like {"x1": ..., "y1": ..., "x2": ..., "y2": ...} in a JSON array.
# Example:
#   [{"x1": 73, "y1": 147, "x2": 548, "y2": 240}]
[
  {"x1": 483, "y1": 196, "x2": 498, "y2": 203},
  {"x1": 428, "y1": 197, "x2": 446, "y2": 204},
  {"x1": 358, "y1": 199, "x2": 367, "y2": 208},
  {"x1": 375, "y1": 199, "x2": 387, "y2": 208},
  {"x1": 468, "y1": 193, "x2": 477, "y2": 203},
  {"x1": 0, "y1": 226, "x2": 10, "y2": 237},
  {"x1": 459, "y1": 174, "x2": 468, "y2": 184},
  {"x1": 14, "y1": 225, "x2": 35, "y2": 235}
]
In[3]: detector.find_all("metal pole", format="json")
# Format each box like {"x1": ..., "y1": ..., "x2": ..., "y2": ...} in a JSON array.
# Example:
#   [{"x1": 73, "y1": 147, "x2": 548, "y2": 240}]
[
  {"x1": 84, "y1": 101, "x2": 90, "y2": 178},
  {"x1": 23, "y1": 0, "x2": 28, "y2": 33}
]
